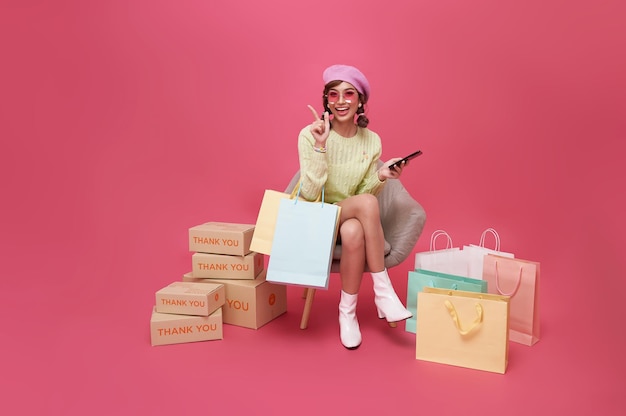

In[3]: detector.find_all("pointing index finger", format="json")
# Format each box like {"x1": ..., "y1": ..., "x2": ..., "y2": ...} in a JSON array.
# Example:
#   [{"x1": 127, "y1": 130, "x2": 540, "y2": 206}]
[{"x1": 307, "y1": 105, "x2": 321, "y2": 121}]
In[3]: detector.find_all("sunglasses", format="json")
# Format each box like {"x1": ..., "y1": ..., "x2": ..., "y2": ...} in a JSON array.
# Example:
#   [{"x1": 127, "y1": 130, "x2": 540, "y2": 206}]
[{"x1": 325, "y1": 89, "x2": 358, "y2": 104}]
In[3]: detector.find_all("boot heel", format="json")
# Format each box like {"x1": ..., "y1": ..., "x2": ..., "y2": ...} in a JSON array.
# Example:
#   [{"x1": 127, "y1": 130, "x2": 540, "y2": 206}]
[{"x1": 372, "y1": 269, "x2": 413, "y2": 323}]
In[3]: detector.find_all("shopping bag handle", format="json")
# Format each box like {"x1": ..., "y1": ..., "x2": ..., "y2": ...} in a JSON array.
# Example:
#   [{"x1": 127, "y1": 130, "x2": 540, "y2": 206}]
[
  {"x1": 479, "y1": 228, "x2": 501, "y2": 250},
  {"x1": 289, "y1": 179, "x2": 302, "y2": 199},
  {"x1": 429, "y1": 280, "x2": 458, "y2": 290},
  {"x1": 430, "y1": 230, "x2": 453, "y2": 251},
  {"x1": 294, "y1": 181, "x2": 325, "y2": 206},
  {"x1": 494, "y1": 261, "x2": 522, "y2": 297},
  {"x1": 444, "y1": 300, "x2": 483, "y2": 336}
]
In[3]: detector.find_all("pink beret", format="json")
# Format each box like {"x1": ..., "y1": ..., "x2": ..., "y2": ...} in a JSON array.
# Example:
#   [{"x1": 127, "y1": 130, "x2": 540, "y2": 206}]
[{"x1": 322, "y1": 64, "x2": 371, "y2": 101}]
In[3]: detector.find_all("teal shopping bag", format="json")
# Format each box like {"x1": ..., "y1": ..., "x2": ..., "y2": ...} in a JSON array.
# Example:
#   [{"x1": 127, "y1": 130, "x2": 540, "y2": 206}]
[
  {"x1": 405, "y1": 269, "x2": 488, "y2": 333},
  {"x1": 266, "y1": 195, "x2": 340, "y2": 290}
]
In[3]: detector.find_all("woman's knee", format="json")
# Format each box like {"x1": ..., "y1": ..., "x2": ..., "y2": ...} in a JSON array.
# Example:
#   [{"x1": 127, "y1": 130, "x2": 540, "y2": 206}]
[
  {"x1": 362, "y1": 193, "x2": 379, "y2": 210},
  {"x1": 340, "y1": 219, "x2": 365, "y2": 250},
  {"x1": 343, "y1": 193, "x2": 379, "y2": 215},
  {"x1": 354, "y1": 193, "x2": 380, "y2": 221}
]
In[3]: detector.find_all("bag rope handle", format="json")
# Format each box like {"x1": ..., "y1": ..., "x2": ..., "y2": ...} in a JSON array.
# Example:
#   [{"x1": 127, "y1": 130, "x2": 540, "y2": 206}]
[
  {"x1": 289, "y1": 179, "x2": 301, "y2": 199},
  {"x1": 444, "y1": 300, "x2": 483, "y2": 336},
  {"x1": 294, "y1": 181, "x2": 325, "y2": 206},
  {"x1": 430, "y1": 230, "x2": 453, "y2": 251},
  {"x1": 479, "y1": 228, "x2": 501, "y2": 250},
  {"x1": 495, "y1": 261, "x2": 523, "y2": 297}
]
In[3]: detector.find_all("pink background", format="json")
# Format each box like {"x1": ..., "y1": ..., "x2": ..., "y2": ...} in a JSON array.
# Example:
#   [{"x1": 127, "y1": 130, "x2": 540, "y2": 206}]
[{"x1": 1, "y1": 0, "x2": 624, "y2": 414}]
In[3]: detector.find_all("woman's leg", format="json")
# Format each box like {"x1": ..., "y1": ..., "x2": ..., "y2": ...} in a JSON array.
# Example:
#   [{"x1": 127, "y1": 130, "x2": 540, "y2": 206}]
[
  {"x1": 337, "y1": 194, "x2": 412, "y2": 323},
  {"x1": 338, "y1": 218, "x2": 366, "y2": 294},
  {"x1": 336, "y1": 218, "x2": 365, "y2": 349},
  {"x1": 337, "y1": 194, "x2": 385, "y2": 273}
]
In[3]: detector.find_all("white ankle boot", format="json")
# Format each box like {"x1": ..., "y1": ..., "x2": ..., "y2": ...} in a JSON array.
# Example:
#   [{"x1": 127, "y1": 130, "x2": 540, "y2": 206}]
[
  {"x1": 372, "y1": 269, "x2": 413, "y2": 322},
  {"x1": 339, "y1": 290, "x2": 362, "y2": 349}
]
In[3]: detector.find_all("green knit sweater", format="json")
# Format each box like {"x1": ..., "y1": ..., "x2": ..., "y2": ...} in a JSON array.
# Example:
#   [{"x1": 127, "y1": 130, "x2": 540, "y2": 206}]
[{"x1": 297, "y1": 125, "x2": 386, "y2": 203}]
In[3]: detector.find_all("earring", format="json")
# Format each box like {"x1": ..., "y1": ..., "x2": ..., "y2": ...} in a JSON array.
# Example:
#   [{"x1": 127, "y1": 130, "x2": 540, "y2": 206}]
[{"x1": 358, "y1": 103, "x2": 362, "y2": 108}]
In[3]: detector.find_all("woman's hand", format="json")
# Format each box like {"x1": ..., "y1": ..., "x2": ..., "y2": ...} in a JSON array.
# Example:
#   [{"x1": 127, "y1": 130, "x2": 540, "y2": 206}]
[
  {"x1": 307, "y1": 105, "x2": 330, "y2": 147},
  {"x1": 378, "y1": 158, "x2": 405, "y2": 181}
]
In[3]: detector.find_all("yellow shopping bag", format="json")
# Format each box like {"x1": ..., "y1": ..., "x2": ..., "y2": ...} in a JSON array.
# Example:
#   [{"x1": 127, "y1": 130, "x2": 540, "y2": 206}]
[
  {"x1": 416, "y1": 287, "x2": 510, "y2": 374},
  {"x1": 249, "y1": 183, "x2": 301, "y2": 256}
]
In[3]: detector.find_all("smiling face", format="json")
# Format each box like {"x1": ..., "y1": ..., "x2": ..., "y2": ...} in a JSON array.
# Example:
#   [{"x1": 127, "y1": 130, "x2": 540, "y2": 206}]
[{"x1": 323, "y1": 81, "x2": 361, "y2": 124}]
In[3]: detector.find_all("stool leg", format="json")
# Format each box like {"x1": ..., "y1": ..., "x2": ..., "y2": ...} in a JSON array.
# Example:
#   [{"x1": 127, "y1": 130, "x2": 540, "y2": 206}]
[{"x1": 300, "y1": 288, "x2": 316, "y2": 329}]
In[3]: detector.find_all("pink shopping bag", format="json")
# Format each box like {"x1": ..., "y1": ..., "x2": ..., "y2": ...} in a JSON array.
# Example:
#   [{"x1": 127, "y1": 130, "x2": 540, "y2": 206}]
[{"x1": 483, "y1": 254, "x2": 540, "y2": 346}]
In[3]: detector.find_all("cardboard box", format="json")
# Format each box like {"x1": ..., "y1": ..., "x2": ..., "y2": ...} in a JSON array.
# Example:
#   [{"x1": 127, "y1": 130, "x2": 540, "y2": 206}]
[
  {"x1": 192, "y1": 251, "x2": 264, "y2": 280},
  {"x1": 189, "y1": 222, "x2": 255, "y2": 256},
  {"x1": 155, "y1": 281, "x2": 225, "y2": 316},
  {"x1": 150, "y1": 307, "x2": 223, "y2": 346},
  {"x1": 183, "y1": 270, "x2": 287, "y2": 329}
]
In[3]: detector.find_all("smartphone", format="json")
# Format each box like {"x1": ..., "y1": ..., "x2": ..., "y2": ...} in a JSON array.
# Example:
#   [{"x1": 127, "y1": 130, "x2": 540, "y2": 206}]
[{"x1": 388, "y1": 150, "x2": 423, "y2": 171}]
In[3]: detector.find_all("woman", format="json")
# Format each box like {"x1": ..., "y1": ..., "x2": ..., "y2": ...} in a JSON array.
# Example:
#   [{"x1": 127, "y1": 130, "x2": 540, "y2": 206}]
[{"x1": 297, "y1": 64, "x2": 412, "y2": 349}]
